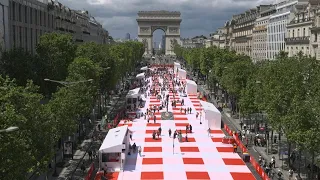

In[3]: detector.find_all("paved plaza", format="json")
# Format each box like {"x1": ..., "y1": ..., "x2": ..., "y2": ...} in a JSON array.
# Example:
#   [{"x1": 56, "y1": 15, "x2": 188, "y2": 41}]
[{"x1": 103, "y1": 67, "x2": 256, "y2": 180}]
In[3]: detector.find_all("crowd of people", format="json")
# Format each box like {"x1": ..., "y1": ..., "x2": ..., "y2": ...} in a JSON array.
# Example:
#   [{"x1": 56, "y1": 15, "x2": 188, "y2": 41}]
[{"x1": 125, "y1": 65, "x2": 206, "y2": 157}]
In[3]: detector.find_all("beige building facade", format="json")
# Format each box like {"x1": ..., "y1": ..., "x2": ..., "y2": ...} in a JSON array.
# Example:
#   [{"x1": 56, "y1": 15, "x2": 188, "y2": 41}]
[
  {"x1": 310, "y1": 0, "x2": 320, "y2": 60},
  {"x1": 181, "y1": 38, "x2": 196, "y2": 48},
  {"x1": 8, "y1": 0, "x2": 108, "y2": 53},
  {"x1": 285, "y1": 3, "x2": 314, "y2": 57},
  {"x1": 231, "y1": 7, "x2": 266, "y2": 56},
  {"x1": 207, "y1": 28, "x2": 225, "y2": 48},
  {"x1": 252, "y1": 7, "x2": 276, "y2": 62}
]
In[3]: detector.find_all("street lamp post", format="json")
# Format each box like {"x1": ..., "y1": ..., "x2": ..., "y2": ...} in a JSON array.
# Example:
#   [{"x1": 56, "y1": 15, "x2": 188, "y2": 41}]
[
  {"x1": 0, "y1": 126, "x2": 19, "y2": 133},
  {"x1": 44, "y1": 78, "x2": 93, "y2": 87},
  {"x1": 200, "y1": 113, "x2": 202, "y2": 124}
]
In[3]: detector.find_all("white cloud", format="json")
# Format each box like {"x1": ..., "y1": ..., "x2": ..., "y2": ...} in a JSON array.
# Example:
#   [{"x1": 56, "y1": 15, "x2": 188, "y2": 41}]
[{"x1": 58, "y1": 0, "x2": 276, "y2": 38}]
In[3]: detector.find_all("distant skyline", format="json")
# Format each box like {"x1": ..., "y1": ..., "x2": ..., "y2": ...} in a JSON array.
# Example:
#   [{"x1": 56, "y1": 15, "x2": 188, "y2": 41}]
[{"x1": 58, "y1": 0, "x2": 275, "y2": 39}]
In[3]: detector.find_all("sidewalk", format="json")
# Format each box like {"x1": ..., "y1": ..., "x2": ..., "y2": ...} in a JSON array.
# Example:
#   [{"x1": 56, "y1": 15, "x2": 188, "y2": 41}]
[{"x1": 197, "y1": 83, "x2": 307, "y2": 180}]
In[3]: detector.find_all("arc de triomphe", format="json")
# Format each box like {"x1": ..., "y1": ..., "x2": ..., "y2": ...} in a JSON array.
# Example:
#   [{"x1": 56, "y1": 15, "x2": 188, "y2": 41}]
[{"x1": 136, "y1": 11, "x2": 182, "y2": 55}]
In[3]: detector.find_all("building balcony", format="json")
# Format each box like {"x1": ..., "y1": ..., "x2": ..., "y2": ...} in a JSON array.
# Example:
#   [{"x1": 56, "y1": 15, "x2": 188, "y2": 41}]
[
  {"x1": 289, "y1": 18, "x2": 312, "y2": 24},
  {"x1": 234, "y1": 35, "x2": 250, "y2": 43},
  {"x1": 233, "y1": 24, "x2": 254, "y2": 32},
  {"x1": 284, "y1": 36, "x2": 309, "y2": 44},
  {"x1": 253, "y1": 25, "x2": 267, "y2": 31}
]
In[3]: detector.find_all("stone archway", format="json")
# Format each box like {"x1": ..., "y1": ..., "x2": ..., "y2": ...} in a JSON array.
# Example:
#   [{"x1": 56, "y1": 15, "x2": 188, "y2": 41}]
[{"x1": 137, "y1": 11, "x2": 182, "y2": 55}]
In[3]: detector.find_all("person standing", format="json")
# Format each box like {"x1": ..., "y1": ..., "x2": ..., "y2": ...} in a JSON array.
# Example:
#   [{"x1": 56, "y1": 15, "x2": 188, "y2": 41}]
[
  {"x1": 189, "y1": 125, "x2": 192, "y2": 133},
  {"x1": 233, "y1": 143, "x2": 237, "y2": 153},
  {"x1": 240, "y1": 121, "x2": 244, "y2": 130},
  {"x1": 138, "y1": 146, "x2": 142, "y2": 157},
  {"x1": 81, "y1": 162, "x2": 86, "y2": 174},
  {"x1": 168, "y1": 128, "x2": 172, "y2": 137},
  {"x1": 271, "y1": 156, "x2": 276, "y2": 168},
  {"x1": 207, "y1": 128, "x2": 211, "y2": 137},
  {"x1": 88, "y1": 150, "x2": 92, "y2": 161}
]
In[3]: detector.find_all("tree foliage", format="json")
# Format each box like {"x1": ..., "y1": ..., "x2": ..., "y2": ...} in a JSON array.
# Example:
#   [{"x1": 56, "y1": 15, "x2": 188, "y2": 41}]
[
  {"x1": 0, "y1": 77, "x2": 56, "y2": 179},
  {"x1": 174, "y1": 45, "x2": 320, "y2": 156},
  {"x1": 0, "y1": 33, "x2": 144, "y2": 178}
]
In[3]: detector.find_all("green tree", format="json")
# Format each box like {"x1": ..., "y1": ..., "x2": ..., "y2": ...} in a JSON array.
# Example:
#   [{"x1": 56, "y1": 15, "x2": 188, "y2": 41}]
[
  {"x1": 0, "y1": 48, "x2": 37, "y2": 86},
  {"x1": 36, "y1": 33, "x2": 77, "y2": 94},
  {"x1": 67, "y1": 57, "x2": 102, "y2": 85},
  {"x1": 0, "y1": 77, "x2": 57, "y2": 179}
]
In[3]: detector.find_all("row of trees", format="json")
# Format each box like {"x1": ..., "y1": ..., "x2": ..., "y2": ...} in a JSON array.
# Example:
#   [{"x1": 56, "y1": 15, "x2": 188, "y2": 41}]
[
  {"x1": 174, "y1": 45, "x2": 320, "y2": 175},
  {"x1": 0, "y1": 33, "x2": 144, "y2": 179}
]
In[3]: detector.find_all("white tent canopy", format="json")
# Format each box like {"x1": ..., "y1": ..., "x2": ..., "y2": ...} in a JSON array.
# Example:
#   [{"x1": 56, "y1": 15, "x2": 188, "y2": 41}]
[
  {"x1": 99, "y1": 125, "x2": 128, "y2": 153},
  {"x1": 98, "y1": 125, "x2": 131, "y2": 172},
  {"x1": 140, "y1": 66, "x2": 148, "y2": 71},
  {"x1": 136, "y1": 72, "x2": 145, "y2": 79},
  {"x1": 174, "y1": 62, "x2": 181, "y2": 74},
  {"x1": 126, "y1": 88, "x2": 140, "y2": 99},
  {"x1": 186, "y1": 79, "x2": 197, "y2": 94},
  {"x1": 200, "y1": 100, "x2": 221, "y2": 129},
  {"x1": 178, "y1": 68, "x2": 187, "y2": 79}
]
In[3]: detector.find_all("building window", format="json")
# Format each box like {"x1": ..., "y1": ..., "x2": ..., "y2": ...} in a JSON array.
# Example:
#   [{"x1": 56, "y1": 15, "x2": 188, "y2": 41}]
[
  {"x1": 44, "y1": 12, "x2": 47, "y2": 27},
  {"x1": 25, "y1": 27, "x2": 28, "y2": 50},
  {"x1": 25, "y1": 6, "x2": 27, "y2": 23},
  {"x1": 40, "y1": 11, "x2": 42, "y2": 26},
  {"x1": 30, "y1": 28, "x2": 33, "y2": 51},
  {"x1": 303, "y1": 28, "x2": 306, "y2": 36},
  {"x1": 12, "y1": 25, "x2": 16, "y2": 47},
  {"x1": 12, "y1": 2, "x2": 16, "y2": 21},
  {"x1": 288, "y1": 30, "x2": 290, "y2": 37},
  {"x1": 35, "y1": 10, "x2": 38, "y2": 25},
  {"x1": 19, "y1": 26, "x2": 22, "y2": 47},
  {"x1": 298, "y1": 29, "x2": 300, "y2": 37},
  {"x1": 293, "y1": 30, "x2": 295, "y2": 38},
  {"x1": 35, "y1": 29, "x2": 38, "y2": 45},
  {"x1": 18, "y1": 3, "x2": 21, "y2": 22},
  {"x1": 30, "y1": 8, "x2": 33, "y2": 24},
  {"x1": 51, "y1": 15, "x2": 54, "y2": 29}
]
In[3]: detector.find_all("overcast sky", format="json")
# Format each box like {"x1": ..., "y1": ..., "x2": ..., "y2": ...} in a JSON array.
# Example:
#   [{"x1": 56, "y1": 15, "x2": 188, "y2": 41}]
[{"x1": 59, "y1": 0, "x2": 274, "y2": 44}]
